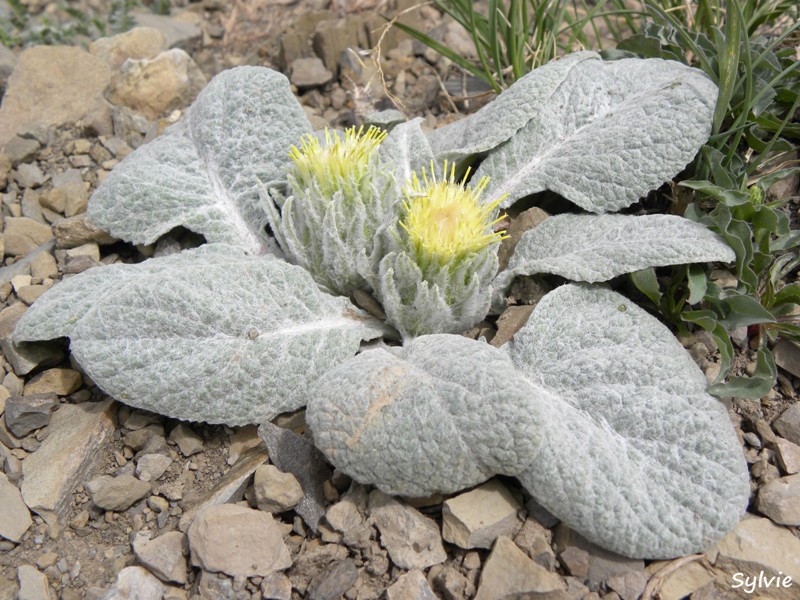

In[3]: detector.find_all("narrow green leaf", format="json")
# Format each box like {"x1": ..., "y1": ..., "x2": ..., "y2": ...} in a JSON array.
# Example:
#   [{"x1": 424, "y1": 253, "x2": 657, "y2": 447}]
[
  {"x1": 630, "y1": 268, "x2": 662, "y2": 306},
  {"x1": 712, "y1": 0, "x2": 742, "y2": 134},
  {"x1": 708, "y1": 347, "x2": 777, "y2": 399}
]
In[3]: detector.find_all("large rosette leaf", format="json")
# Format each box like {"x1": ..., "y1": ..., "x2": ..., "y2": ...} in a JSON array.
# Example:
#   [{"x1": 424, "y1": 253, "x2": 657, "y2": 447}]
[
  {"x1": 15, "y1": 245, "x2": 384, "y2": 425},
  {"x1": 89, "y1": 67, "x2": 311, "y2": 254},
  {"x1": 306, "y1": 284, "x2": 749, "y2": 558}
]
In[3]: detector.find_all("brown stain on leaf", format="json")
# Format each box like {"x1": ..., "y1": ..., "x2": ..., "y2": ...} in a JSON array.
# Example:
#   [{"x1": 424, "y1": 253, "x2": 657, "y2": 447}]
[{"x1": 344, "y1": 365, "x2": 407, "y2": 449}]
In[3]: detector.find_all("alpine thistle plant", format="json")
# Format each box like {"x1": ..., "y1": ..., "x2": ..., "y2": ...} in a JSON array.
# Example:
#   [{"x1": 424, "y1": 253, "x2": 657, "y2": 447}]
[
  {"x1": 377, "y1": 161, "x2": 508, "y2": 338},
  {"x1": 266, "y1": 125, "x2": 394, "y2": 296}
]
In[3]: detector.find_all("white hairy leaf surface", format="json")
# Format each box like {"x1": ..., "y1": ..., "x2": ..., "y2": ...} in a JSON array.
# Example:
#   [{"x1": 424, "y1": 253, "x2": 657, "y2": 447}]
[
  {"x1": 307, "y1": 284, "x2": 749, "y2": 558},
  {"x1": 89, "y1": 67, "x2": 311, "y2": 254},
  {"x1": 427, "y1": 52, "x2": 596, "y2": 161},
  {"x1": 307, "y1": 335, "x2": 547, "y2": 496},
  {"x1": 473, "y1": 55, "x2": 717, "y2": 212},
  {"x1": 509, "y1": 284, "x2": 749, "y2": 558},
  {"x1": 495, "y1": 214, "x2": 735, "y2": 289},
  {"x1": 15, "y1": 245, "x2": 384, "y2": 425}
]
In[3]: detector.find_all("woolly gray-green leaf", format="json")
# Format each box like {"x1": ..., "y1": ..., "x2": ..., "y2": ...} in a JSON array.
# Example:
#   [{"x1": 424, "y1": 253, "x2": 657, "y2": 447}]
[
  {"x1": 475, "y1": 56, "x2": 718, "y2": 212},
  {"x1": 89, "y1": 67, "x2": 311, "y2": 254},
  {"x1": 15, "y1": 245, "x2": 384, "y2": 425},
  {"x1": 495, "y1": 214, "x2": 735, "y2": 291},
  {"x1": 307, "y1": 335, "x2": 547, "y2": 496},
  {"x1": 308, "y1": 284, "x2": 749, "y2": 558},
  {"x1": 509, "y1": 284, "x2": 749, "y2": 558},
  {"x1": 427, "y1": 52, "x2": 596, "y2": 161},
  {"x1": 379, "y1": 117, "x2": 435, "y2": 191}
]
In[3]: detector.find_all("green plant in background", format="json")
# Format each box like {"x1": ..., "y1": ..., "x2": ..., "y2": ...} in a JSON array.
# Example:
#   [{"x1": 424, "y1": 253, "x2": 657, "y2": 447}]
[
  {"x1": 0, "y1": 0, "x2": 146, "y2": 48},
  {"x1": 394, "y1": 0, "x2": 637, "y2": 93},
  {"x1": 401, "y1": 0, "x2": 799, "y2": 398}
]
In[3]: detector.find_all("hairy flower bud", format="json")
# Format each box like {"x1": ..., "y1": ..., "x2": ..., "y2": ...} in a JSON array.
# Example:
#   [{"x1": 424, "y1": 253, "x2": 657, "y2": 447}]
[
  {"x1": 266, "y1": 125, "x2": 394, "y2": 296},
  {"x1": 378, "y1": 162, "x2": 507, "y2": 338}
]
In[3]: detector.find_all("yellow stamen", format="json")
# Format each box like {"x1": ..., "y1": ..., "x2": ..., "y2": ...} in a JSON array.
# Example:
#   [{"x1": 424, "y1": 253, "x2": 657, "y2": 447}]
[
  {"x1": 400, "y1": 161, "x2": 508, "y2": 267},
  {"x1": 289, "y1": 125, "x2": 387, "y2": 198}
]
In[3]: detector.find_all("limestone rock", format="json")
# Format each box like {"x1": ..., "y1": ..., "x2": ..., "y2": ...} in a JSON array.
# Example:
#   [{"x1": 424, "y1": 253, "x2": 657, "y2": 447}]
[
  {"x1": 490, "y1": 305, "x2": 536, "y2": 347},
  {"x1": 289, "y1": 58, "x2": 334, "y2": 89},
  {"x1": 23, "y1": 368, "x2": 82, "y2": 396},
  {"x1": 31, "y1": 252, "x2": 58, "y2": 279},
  {"x1": 2, "y1": 217, "x2": 53, "y2": 257},
  {"x1": 90, "y1": 27, "x2": 166, "y2": 69},
  {"x1": 259, "y1": 421, "x2": 331, "y2": 532},
  {"x1": 0, "y1": 472, "x2": 31, "y2": 543},
  {"x1": 607, "y1": 570, "x2": 649, "y2": 600},
  {"x1": 513, "y1": 517, "x2": 557, "y2": 570},
  {"x1": 227, "y1": 424, "x2": 264, "y2": 465},
  {"x1": 107, "y1": 49, "x2": 207, "y2": 120},
  {"x1": 3, "y1": 392, "x2": 57, "y2": 437},
  {"x1": 707, "y1": 516, "x2": 800, "y2": 600},
  {"x1": 177, "y1": 446, "x2": 268, "y2": 531},
  {"x1": 775, "y1": 437, "x2": 800, "y2": 474},
  {"x1": 553, "y1": 524, "x2": 644, "y2": 588},
  {"x1": 260, "y1": 573, "x2": 292, "y2": 600},
  {"x1": 168, "y1": 422, "x2": 203, "y2": 456},
  {"x1": 475, "y1": 536, "x2": 567, "y2": 600},
  {"x1": 133, "y1": 531, "x2": 188, "y2": 584},
  {"x1": 3, "y1": 136, "x2": 40, "y2": 167},
  {"x1": 774, "y1": 403, "x2": 800, "y2": 445},
  {"x1": 187, "y1": 504, "x2": 292, "y2": 578},
  {"x1": 254, "y1": 464, "x2": 304, "y2": 513},
  {"x1": 324, "y1": 484, "x2": 371, "y2": 549},
  {"x1": 86, "y1": 474, "x2": 152, "y2": 511},
  {"x1": 386, "y1": 569, "x2": 437, "y2": 600},
  {"x1": 442, "y1": 479, "x2": 524, "y2": 549},
  {"x1": 131, "y1": 11, "x2": 203, "y2": 49},
  {"x1": 645, "y1": 559, "x2": 715, "y2": 600},
  {"x1": 368, "y1": 490, "x2": 446, "y2": 570},
  {"x1": 21, "y1": 400, "x2": 116, "y2": 524},
  {"x1": 755, "y1": 474, "x2": 800, "y2": 525},
  {"x1": 307, "y1": 558, "x2": 358, "y2": 600},
  {"x1": 17, "y1": 565, "x2": 52, "y2": 600},
  {"x1": 135, "y1": 453, "x2": 173, "y2": 482},
  {"x1": 101, "y1": 566, "x2": 165, "y2": 600},
  {"x1": 53, "y1": 213, "x2": 118, "y2": 249},
  {"x1": 0, "y1": 46, "x2": 111, "y2": 146}
]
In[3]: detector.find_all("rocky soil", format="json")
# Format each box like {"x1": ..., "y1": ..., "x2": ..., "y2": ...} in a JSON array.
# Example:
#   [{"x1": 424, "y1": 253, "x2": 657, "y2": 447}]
[{"x1": 0, "y1": 1, "x2": 799, "y2": 599}]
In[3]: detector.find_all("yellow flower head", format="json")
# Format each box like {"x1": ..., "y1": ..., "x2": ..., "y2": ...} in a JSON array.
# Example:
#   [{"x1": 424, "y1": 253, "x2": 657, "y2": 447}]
[
  {"x1": 289, "y1": 125, "x2": 387, "y2": 199},
  {"x1": 400, "y1": 161, "x2": 507, "y2": 268}
]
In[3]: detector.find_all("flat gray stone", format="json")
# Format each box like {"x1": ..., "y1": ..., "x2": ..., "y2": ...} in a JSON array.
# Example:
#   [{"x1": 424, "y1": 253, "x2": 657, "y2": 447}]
[
  {"x1": 86, "y1": 474, "x2": 152, "y2": 511},
  {"x1": 442, "y1": 479, "x2": 524, "y2": 549},
  {"x1": 775, "y1": 403, "x2": 800, "y2": 445},
  {"x1": 168, "y1": 422, "x2": 203, "y2": 456},
  {"x1": 707, "y1": 516, "x2": 800, "y2": 600},
  {"x1": 177, "y1": 445, "x2": 267, "y2": 531},
  {"x1": 368, "y1": 489, "x2": 446, "y2": 570},
  {"x1": 0, "y1": 337, "x2": 64, "y2": 377},
  {"x1": 0, "y1": 472, "x2": 31, "y2": 543},
  {"x1": 553, "y1": 524, "x2": 644, "y2": 589},
  {"x1": 386, "y1": 569, "x2": 437, "y2": 600},
  {"x1": 775, "y1": 437, "x2": 800, "y2": 475},
  {"x1": 21, "y1": 400, "x2": 116, "y2": 524},
  {"x1": 17, "y1": 565, "x2": 51, "y2": 600},
  {"x1": 101, "y1": 566, "x2": 164, "y2": 600},
  {"x1": 307, "y1": 559, "x2": 358, "y2": 600},
  {"x1": 89, "y1": 27, "x2": 166, "y2": 69},
  {"x1": 475, "y1": 536, "x2": 566, "y2": 600},
  {"x1": 0, "y1": 46, "x2": 111, "y2": 147},
  {"x1": 135, "y1": 453, "x2": 173, "y2": 482},
  {"x1": 187, "y1": 504, "x2": 291, "y2": 578},
  {"x1": 133, "y1": 531, "x2": 188, "y2": 584},
  {"x1": 254, "y1": 464, "x2": 304, "y2": 513},
  {"x1": 756, "y1": 474, "x2": 800, "y2": 525},
  {"x1": 2, "y1": 217, "x2": 53, "y2": 257},
  {"x1": 289, "y1": 57, "x2": 333, "y2": 88},
  {"x1": 3, "y1": 392, "x2": 57, "y2": 437},
  {"x1": 131, "y1": 11, "x2": 202, "y2": 49},
  {"x1": 259, "y1": 421, "x2": 331, "y2": 532},
  {"x1": 3, "y1": 136, "x2": 40, "y2": 167}
]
